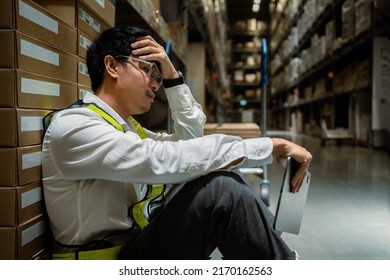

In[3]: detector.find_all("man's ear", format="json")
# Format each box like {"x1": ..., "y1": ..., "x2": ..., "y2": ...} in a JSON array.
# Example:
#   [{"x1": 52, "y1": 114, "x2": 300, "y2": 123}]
[{"x1": 104, "y1": 55, "x2": 118, "y2": 78}]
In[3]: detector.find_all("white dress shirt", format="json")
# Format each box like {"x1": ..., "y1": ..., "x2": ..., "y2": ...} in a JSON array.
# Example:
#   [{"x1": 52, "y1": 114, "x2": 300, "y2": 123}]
[{"x1": 42, "y1": 84, "x2": 274, "y2": 245}]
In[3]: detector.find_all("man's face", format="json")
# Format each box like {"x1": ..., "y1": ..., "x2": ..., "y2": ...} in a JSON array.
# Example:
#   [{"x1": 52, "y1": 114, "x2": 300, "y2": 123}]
[{"x1": 115, "y1": 56, "x2": 160, "y2": 116}]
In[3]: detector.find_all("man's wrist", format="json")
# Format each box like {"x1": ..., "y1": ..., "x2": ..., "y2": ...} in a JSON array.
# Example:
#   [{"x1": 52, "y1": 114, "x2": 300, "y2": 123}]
[{"x1": 163, "y1": 71, "x2": 185, "y2": 88}]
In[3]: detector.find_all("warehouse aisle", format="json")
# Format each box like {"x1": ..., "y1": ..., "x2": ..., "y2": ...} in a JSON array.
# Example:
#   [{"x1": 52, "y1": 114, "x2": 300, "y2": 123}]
[{"x1": 258, "y1": 132, "x2": 390, "y2": 260}]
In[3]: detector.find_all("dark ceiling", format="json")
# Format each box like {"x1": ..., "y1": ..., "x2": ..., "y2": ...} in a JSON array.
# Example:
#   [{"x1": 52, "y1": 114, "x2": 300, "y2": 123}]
[
  {"x1": 226, "y1": 0, "x2": 271, "y2": 26},
  {"x1": 188, "y1": 0, "x2": 271, "y2": 42}
]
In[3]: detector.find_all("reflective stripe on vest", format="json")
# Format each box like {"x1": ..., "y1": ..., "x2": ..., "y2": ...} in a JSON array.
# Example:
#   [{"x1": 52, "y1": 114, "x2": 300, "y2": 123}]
[
  {"x1": 52, "y1": 245, "x2": 123, "y2": 260},
  {"x1": 85, "y1": 104, "x2": 124, "y2": 132}
]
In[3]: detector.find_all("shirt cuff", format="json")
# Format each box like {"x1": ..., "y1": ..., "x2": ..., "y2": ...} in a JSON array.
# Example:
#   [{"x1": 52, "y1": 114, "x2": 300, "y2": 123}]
[
  {"x1": 241, "y1": 137, "x2": 274, "y2": 167},
  {"x1": 165, "y1": 84, "x2": 193, "y2": 110}
]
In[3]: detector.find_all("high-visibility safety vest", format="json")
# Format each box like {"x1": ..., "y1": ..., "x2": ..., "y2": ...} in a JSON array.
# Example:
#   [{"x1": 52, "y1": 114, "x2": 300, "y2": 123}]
[{"x1": 43, "y1": 100, "x2": 166, "y2": 260}]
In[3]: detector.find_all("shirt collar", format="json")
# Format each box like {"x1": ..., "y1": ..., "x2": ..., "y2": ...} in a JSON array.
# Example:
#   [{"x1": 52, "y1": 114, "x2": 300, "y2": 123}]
[{"x1": 82, "y1": 92, "x2": 133, "y2": 132}]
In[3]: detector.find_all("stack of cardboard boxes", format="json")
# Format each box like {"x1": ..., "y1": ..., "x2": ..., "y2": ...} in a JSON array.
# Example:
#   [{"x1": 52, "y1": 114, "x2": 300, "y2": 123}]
[
  {"x1": 0, "y1": 0, "x2": 115, "y2": 260},
  {"x1": 35, "y1": 0, "x2": 115, "y2": 98},
  {"x1": 204, "y1": 123, "x2": 261, "y2": 139}
]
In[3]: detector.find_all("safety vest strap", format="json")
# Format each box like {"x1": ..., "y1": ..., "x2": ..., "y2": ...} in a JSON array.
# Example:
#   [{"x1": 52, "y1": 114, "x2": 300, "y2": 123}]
[
  {"x1": 52, "y1": 245, "x2": 123, "y2": 260},
  {"x1": 85, "y1": 104, "x2": 124, "y2": 132},
  {"x1": 129, "y1": 114, "x2": 148, "y2": 139},
  {"x1": 129, "y1": 184, "x2": 165, "y2": 230},
  {"x1": 85, "y1": 102, "x2": 147, "y2": 138},
  {"x1": 43, "y1": 100, "x2": 138, "y2": 135}
]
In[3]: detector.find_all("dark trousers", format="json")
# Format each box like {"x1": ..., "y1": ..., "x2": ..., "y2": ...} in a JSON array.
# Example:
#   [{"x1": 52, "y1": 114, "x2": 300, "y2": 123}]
[{"x1": 120, "y1": 171, "x2": 295, "y2": 260}]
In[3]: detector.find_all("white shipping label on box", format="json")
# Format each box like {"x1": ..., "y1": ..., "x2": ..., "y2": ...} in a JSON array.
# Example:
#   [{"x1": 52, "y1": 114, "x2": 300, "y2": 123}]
[
  {"x1": 22, "y1": 151, "x2": 42, "y2": 170},
  {"x1": 79, "y1": 8, "x2": 101, "y2": 33},
  {"x1": 80, "y1": 34, "x2": 92, "y2": 51},
  {"x1": 19, "y1": 0, "x2": 58, "y2": 34},
  {"x1": 95, "y1": 0, "x2": 105, "y2": 8},
  {"x1": 21, "y1": 116, "x2": 44, "y2": 132},
  {"x1": 79, "y1": 89, "x2": 93, "y2": 98},
  {"x1": 21, "y1": 187, "x2": 42, "y2": 209},
  {"x1": 20, "y1": 39, "x2": 59, "y2": 66},
  {"x1": 21, "y1": 78, "x2": 60, "y2": 97},
  {"x1": 21, "y1": 220, "x2": 46, "y2": 247},
  {"x1": 79, "y1": 62, "x2": 89, "y2": 76}
]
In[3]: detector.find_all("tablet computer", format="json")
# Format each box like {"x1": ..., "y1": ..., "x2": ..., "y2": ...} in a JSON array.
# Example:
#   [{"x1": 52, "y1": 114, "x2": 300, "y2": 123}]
[{"x1": 273, "y1": 157, "x2": 311, "y2": 235}]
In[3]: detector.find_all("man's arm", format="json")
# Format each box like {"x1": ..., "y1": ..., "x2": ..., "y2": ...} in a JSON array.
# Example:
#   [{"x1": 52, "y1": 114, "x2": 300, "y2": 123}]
[{"x1": 132, "y1": 35, "x2": 206, "y2": 140}]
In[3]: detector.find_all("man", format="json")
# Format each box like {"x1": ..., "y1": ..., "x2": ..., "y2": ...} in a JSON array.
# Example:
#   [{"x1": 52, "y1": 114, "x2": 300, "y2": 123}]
[{"x1": 42, "y1": 27, "x2": 312, "y2": 260}]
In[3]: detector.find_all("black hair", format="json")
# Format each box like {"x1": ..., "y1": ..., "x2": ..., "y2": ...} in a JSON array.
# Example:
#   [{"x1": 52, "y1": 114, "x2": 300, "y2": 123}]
[{"x1": 86, "y1": 27, "x2": 149, "y2": 92}]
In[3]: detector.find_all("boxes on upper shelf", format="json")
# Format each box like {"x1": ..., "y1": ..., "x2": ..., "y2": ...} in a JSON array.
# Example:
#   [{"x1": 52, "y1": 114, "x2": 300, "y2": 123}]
[
  {"x1": 355, "y1": 0, "x2": 372, "y2": 36},
  {"x1": 234, "y1": 70, "x2": 244, "y2": 82},
  {"x1": 34, "y1": 0, "x2": 115, "y2": 28},
  {"x1": 77, "y1": 2, "x2": 110, "y2": 38},
  {"x1": 0, "y1": 0, "x2": 77, "y2": 54},
  {"x1": 342, "y1": 0, "x2": 355, "y2": 42}
]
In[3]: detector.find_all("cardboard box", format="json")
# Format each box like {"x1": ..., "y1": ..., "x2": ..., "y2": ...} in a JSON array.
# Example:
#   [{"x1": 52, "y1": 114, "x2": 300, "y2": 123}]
[
  {"x1": 79, "y1": 0, "x2": 115, "y2": 27},
  {"x1": 77, "y1": 28, "x2": 93, "y2": 59},
  {"x1": 77, "y1": 56, "x2": 90, "y2": 86},
  {"x1": 0, "y1": 108, "x2": 52, "y2": 147},
  {"x1": 204, "y1": 123, "x2": 218, "y2": 135},
  {"x1": 216, "y1": 123, "x2": 260, "y2": 138},
  {"x1": 0, "y1": 214, "x2": 48, "y2": 259},
  {"x1": 0, "y1": 69, "x2": 78, "y2": 110},
  {"x1": 0, "y1": 145, "x2": 42, "y2": 187},
  {"x1": 31, "y1": 248, "x2": 50, "y2": 259},
  {"x1": 32, "y1": 0, "x2": 77, "y2": 27},
  {"x1": 151, "y1": 0, "x2": 160, "y2": 11},
  {"x1": 77, "y1": 2, "x2": 110, "y2": 38},
  {"x1": 355, "y1": 0, "x2": 372, "y2": 36},
  {"x1": 0, "y1": 0, "x2": 77, "y2": 54},
  {"x1": 0, "y1": 30, "x2": 78, "y2": 82},
  {"x1": 78, "y1": 83, "x2": 93, "y2": 99},
  {"x1": 0, "y1": 181, "x2": 44, "y2": 226},
  {"x1": 35, "y1": 0, "x2": 115, "y2": 28}
]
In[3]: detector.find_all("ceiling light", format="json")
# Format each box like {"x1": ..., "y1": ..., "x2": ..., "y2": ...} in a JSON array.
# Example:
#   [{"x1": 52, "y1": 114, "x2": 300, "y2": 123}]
[
  {"x1": 252, "y1": 3, "x2": 260, "y2": 12},
  {"x1": 254, "y1": 0, "x2": 261, "y2": 4}
]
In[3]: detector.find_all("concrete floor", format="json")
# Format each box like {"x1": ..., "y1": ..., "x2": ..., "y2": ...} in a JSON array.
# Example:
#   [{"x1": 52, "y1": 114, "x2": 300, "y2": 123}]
[
  {"x1": 40, "y1": 128, "x2": 388, "y2": 260},
  {"x1": 248, "y1": 132, "x2": 390, "y2": 260}
]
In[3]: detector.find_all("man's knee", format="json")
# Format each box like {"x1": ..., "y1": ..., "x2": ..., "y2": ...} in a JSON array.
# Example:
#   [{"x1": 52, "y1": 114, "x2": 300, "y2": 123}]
[{"x1": 186, "y1": 171, "x2": 256, "y2": 206}]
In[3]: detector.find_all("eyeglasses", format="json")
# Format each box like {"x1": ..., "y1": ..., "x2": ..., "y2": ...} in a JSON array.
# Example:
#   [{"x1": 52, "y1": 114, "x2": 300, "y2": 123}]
[{"x1": 116, "y1": 55, "x2": 163, "y2": 90}]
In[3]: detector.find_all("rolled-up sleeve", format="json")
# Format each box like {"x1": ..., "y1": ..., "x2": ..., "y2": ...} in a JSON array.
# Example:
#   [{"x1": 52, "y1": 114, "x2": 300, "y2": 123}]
[{"x1": 164, "y1": 84, "x2": 206, "y2": 140}]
